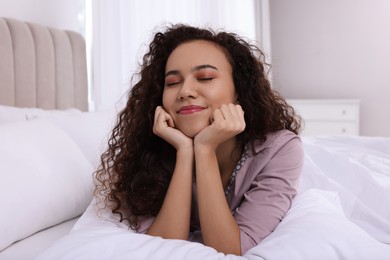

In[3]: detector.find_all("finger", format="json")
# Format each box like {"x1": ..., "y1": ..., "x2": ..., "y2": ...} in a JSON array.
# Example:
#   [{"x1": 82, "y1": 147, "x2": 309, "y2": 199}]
[
  {"x1": 211, "y1": 108, "x2": 224, "y2": 124},
  {"x1": 228, "y1": 103, "x2": 240, "y2": 119},
  {"x1": 219, "y1": 104, "x2": 234, "y2": 120},
  {"x1": 227, "y1": 104, "x2": 245, "y2": 131},
  {"x1": 165, "y1": 113, "x2": 175, "y2": 128},
  {"x1": 235, "y1": 104, "x2": 246, "y2": 131},
  {"x1": 234, "y1": 104, "x2": 245, "y2": 119},
  {"x1": 154, "y1": 106, "x2": 163, "y2": 125},
  {"x1": 220, "y1": 104, "x2": 243, "y2": 122},
  {"x1": 160, "y1": 110, "x2": 175, "y2": 128},
  {"x1": 154, "y1": 106, "x2": 174, "y2": 129},
  {"x1": 155, "y1": 107, "x2": 166, "y2": 126}
]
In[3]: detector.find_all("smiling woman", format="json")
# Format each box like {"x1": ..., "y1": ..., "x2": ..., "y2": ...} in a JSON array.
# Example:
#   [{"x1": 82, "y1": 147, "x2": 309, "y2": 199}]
[{"x1": 94, "y1": 24, "x2": 303, "y2": 255}]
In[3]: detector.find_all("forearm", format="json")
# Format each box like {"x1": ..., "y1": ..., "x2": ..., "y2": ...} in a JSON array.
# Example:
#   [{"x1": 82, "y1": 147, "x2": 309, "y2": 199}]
[
  {"x1": 194, "y1": 147, "x2": 241, "y2": 255},
  {"x1": 147, "y1": 148, "x2": 193, "y2": 239}
]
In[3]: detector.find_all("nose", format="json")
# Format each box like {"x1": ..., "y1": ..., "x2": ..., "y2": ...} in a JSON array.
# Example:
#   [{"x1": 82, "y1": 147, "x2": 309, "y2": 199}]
[{"x1": 178, "y1": 79, "x2": 197, "y2": 100}]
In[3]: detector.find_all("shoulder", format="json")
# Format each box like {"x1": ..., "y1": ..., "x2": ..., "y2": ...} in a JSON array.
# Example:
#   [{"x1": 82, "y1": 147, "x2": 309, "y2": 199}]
[
  {"x1": 242, "y1": 130, "x2": 304, "y2": 182},
  {"x1": 250, "y1": 129, "x2": 303, "y2": 156}
]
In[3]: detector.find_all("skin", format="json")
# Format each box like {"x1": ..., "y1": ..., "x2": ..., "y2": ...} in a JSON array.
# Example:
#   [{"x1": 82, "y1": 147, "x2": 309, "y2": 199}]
[{"x1": 148, "y1": 40, "x2": 246, "y2": 255}]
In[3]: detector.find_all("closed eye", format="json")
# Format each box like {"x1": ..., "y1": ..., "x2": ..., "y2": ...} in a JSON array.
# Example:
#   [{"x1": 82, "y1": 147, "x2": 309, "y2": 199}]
[
  {"x1": 198, "y1": 77, "x2": 213, "y2": 81},
  {"x1": 165, "y1": 72, "x2": 182, "y2": 87},
  {"x1": 166, "y1": 81, "x2": 181, "y2": 86}
]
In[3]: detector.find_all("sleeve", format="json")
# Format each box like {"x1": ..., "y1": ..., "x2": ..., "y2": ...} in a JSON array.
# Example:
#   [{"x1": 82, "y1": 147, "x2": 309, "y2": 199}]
[
  {"x1": 235, "y1": 136, "x2": 304, "y2": 254},
  {"x1": 137, "y1": 216, "x2": 155, "y2": 234}
]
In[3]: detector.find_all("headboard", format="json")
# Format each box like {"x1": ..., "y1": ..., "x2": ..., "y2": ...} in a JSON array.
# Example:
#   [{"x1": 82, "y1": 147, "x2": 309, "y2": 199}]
[{"x1": 0, "y1": 17, "x2": 88, "y2": 111}]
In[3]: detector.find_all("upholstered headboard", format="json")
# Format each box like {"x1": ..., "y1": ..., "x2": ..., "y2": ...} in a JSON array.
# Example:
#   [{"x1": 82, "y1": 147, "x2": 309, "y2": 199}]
[{"x1": 0, "y1": 17, "x2": 88, "y2": 111}]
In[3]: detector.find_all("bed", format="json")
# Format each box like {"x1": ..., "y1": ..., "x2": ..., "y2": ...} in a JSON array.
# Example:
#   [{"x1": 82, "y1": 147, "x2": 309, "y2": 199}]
[
  {"x1": 1, "y1": 17, "x2": 390, "y2": 260},
  {"x1": 0, "y1": 17, "x2": 112, "y2": 259}
]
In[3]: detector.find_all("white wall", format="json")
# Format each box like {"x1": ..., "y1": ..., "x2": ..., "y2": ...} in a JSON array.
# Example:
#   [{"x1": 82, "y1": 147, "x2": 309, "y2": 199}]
[
  {"x1": 0, "y1": 0, "x2": 84, "y2": 34},
  {"x1": 270, "y1": 0, "x2": 390, "y2": 137}
]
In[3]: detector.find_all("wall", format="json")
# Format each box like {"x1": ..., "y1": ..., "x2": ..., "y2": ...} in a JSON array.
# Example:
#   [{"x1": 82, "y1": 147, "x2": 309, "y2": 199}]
[
  {"x1": 269, "y1": 0, "x2": 390, "y2": 137},
  {"x1": 0, "y1": 0, "x2": 84, "y2": 34}
]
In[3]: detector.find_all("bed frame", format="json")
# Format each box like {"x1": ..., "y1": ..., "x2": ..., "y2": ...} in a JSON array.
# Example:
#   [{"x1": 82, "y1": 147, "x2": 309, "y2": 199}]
[{"x1": 0, "y1": 17, "x2": 88, "y2": 111}]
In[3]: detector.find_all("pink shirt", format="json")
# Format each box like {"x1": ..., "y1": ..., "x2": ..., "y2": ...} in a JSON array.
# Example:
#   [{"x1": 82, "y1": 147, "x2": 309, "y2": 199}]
[{"x1": 139, "y1": 130, "x2": 304, "y2": 254}]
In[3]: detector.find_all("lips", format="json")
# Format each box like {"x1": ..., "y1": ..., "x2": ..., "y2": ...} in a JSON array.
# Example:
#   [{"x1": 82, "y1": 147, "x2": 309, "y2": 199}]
[{"x1": 177, "y1": 105, "x2": 206, "y2": 115}]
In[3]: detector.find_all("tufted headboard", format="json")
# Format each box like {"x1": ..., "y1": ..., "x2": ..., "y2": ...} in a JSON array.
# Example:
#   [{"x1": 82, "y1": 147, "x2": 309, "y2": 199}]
[{"x1": 0, "y1": 17, "x2": 88, "y2": 111}]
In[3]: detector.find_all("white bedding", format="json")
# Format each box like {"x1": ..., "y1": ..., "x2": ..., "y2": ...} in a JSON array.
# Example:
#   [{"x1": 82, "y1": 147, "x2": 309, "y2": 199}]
[
  {"x1": 35, "y1": 136, "x2": 390, "y2": 259},
  {"x1": 0, "y1": 218, "x2": 78, "y2": 260},
  {"x1": 1, "y1": 106, "x2": 389, "y2": 259},
  {"x1": 0, "y1": 107, "x2": 114, "y2": 257},
  {"x1": 0, "y1": 119, "x2": 94, "y2": 252}
]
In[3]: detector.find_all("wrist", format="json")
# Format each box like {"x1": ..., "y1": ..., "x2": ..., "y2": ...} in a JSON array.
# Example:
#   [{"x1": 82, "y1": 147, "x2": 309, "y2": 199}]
[
  {"x1": 194, "y1": 142, "x2": 216, "y2": 156},
  {"x1": 176, "y1": 145, "x2": 194, "y2": 158}
]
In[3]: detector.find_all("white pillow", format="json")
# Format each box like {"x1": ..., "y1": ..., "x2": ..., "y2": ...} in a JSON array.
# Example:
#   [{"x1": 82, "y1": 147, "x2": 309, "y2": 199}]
[
  {"x1": 36, "y1": 189, "x2": 390, "y2": 259},
  {"x1": 0, "y1": 105, "x2": 82, "y2": 124},
  {"x1": 33, "y1": 110, "x2": 117, "y2": 168},
  {"x1": 250, "y1": 189, "x2": 390, "y2": 259},
  {"x1": 0, "y1": 119, "x2": 94, "y2": 251}
]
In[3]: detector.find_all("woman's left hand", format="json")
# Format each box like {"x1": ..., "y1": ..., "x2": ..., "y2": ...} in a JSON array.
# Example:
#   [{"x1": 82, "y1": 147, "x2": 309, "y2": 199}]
[{"x1": 194, "y1": 104, "x2": 245, "y2": 150}]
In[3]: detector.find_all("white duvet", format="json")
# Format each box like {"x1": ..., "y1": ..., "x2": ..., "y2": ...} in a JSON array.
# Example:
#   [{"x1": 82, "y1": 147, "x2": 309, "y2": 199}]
[{"x1": 34, "y1": 135, "x2": 390, "y2": 260}]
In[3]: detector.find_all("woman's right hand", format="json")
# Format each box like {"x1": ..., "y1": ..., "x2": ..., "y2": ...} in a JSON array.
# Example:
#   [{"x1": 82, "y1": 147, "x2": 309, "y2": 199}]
[
  {"x1": 153, "y1": 106, "x2": 193, "y2": 151},
  {"x1": 148, "y1": 107, "x2": 194, "y2": 240}
]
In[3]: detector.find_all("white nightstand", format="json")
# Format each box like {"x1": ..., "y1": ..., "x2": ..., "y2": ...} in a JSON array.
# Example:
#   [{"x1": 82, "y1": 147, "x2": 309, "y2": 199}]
[{"x1": 287, "y1": 99, "x2": 360, "y2": 136}]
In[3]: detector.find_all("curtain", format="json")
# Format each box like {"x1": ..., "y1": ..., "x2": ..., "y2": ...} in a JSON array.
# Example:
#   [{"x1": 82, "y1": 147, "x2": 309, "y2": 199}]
[{"x1": 90, "y1": 0, "x2": 269, "y2": 111}]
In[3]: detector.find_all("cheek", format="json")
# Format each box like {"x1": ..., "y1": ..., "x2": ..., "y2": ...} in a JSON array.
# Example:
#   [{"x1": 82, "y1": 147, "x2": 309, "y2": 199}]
[
  {"x1": 207, "y1": 85, "x2": 236, "y2": 107},
  {"x1": 162, "y1": 91, "x2": 178, "y2": 123},
  {"x1": 162, "y1": 91, "x2": 173, "y2": 110},
  {"x1": 162, "y1": 95, "x2": 167, "y2": 109}
]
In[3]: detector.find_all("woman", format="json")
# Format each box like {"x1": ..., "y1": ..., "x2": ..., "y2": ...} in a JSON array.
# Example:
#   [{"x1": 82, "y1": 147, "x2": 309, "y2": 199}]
[{"x1": 95, "y1": 24, "x2": 303, "y2": 255}]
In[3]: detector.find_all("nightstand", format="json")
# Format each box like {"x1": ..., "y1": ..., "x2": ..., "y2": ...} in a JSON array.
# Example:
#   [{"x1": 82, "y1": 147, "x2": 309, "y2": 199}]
[{"x1": 287, "y1": 99, "x2": 360, "y2": 136}]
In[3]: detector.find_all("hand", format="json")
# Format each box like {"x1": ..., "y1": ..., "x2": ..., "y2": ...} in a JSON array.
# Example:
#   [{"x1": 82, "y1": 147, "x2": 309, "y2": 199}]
[
  {"x1": 153, "y1": 106, "x2": 193, "y2": 151},
  {"x1": 194, "y1": 104, "x2": 245, "y2": 151}
]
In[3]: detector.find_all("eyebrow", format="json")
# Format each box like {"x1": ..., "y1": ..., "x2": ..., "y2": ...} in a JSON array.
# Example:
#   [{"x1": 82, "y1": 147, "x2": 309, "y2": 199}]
[
  {"x1": 192, "y1": 64, "x2": 218, "y2": 72},
  {"x1": 165, "y1": 64, "x2": 218, "y2": 78}
]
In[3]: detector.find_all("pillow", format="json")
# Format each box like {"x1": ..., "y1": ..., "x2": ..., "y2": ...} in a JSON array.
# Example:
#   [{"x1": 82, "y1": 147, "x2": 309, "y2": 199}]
[
  {"x1": 32, "y1": 110, "x2": 117, "y2": 168},
  {"x1": 249, "y1": 189, "x2": 390, "y2": 259},
  {"x1": 36, "y1": 189, "x2": 390, "y2": 259},
  {"x1": 0, "y1": 119, "x2": 94, "y2": 251},
  {"x1": 0, "y1": 105, "x2": 81, "y2": 124}
]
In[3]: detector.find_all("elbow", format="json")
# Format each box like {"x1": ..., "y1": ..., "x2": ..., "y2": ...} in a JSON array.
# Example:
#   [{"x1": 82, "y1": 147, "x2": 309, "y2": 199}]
[
  {"x1": 239, "y1": 230, "x2": 259, "y2": 255},
  {"x1": 147, "y1": 229, "x2": 189, "y2": 240},
  {"x1": 207, "y1": 242, "x2": 241, "y2": 256},
  {"x1": 203, "y1": 231, "x2": 242, "y2": 255}
]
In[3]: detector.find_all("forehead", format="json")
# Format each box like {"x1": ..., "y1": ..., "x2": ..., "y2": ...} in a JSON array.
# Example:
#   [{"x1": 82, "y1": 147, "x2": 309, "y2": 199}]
[{"x1": 165, "y1": 40, "x2": 231, "y2": 72}]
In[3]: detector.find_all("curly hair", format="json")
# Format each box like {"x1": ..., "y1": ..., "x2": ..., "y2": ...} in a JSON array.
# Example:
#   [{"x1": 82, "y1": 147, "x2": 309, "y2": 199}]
[{"x1": 94, "y1": 24, "x2": 301, "y2": 230}]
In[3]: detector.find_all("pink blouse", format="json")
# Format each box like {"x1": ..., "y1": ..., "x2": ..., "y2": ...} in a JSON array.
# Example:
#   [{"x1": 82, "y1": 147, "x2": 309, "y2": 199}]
[{"x1": 139, "y1": 130, "x2": 304, "y2": 254}]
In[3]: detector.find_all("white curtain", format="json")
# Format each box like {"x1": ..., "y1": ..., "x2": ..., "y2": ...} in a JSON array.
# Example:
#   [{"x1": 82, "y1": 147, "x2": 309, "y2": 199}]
[{"x1": 89, "y1": 0, "x2": 270, "y2": 111}]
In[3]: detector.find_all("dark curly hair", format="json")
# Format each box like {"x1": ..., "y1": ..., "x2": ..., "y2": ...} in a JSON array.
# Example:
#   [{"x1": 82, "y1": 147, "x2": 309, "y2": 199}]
[{"x1": 94, "y1": 24, "x2": 301, "y2": 230}]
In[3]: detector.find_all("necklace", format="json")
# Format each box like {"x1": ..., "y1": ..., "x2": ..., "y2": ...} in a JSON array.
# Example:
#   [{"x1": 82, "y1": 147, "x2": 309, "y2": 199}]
[{"x1": 224, "y1": 144, "x2": 249, "y2": 198}]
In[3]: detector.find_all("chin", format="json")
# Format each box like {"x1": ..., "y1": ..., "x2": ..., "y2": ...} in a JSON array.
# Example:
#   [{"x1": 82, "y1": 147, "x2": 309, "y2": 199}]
[
  {"x1": 180, "y1": 128, "x2": 202, "y2": 138},
  {"x1": 174, "y1": 116, "x2": 210, "y2": 138},
  {"x1": 177, "y1": 123, "x2": 207, "y2": 138}
]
